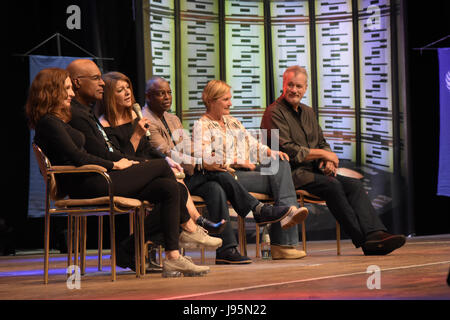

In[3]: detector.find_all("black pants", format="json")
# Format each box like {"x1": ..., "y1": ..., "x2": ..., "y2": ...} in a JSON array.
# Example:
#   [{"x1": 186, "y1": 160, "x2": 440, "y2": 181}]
[
  {"x1": 301, "y1": 173, "x2": 386, "y2": 247},
  {"x1": 185, "y1": 171, "x2": 260, "y2": 253},
  {"x1": 68, "y1": 159, "x2": 190, "y2": 251}
]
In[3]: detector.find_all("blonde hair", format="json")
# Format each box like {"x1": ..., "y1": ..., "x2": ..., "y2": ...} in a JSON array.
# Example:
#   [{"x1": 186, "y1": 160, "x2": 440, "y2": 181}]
[{"x1": 202, "y1": 80, "x2": 231, "y2": 109}]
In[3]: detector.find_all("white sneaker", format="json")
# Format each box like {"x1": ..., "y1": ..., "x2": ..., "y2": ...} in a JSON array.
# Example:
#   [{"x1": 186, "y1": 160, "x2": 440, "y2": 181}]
[
  {"x1": 179, "y1": 226, "x2": 223, "y2": 249},
  {"x1": 162, "y1": 255, "x2": 210, "y2": 277}
]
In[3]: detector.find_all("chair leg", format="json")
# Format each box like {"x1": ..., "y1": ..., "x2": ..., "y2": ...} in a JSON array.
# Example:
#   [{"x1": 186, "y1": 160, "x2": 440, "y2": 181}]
[
  {"x1": 140, "y1": 208, "x2": 146, "y2": 276},
  {"x1": 298, "y1": 196, "x2": 307, "y2": 253},
  {"x1": 336, "y1": 221, "x2": 341, "y2": 255},
  {"x1": 200, "y1": 248, "x2": 205, "y2": 264},
  {"x1": 255, "y1": 224, "x2": 260, "y2": 258},
  {"x1": 74, "y1": 217, "x2": 80, "y2": 268},
  {"x1": 109, "y1": 214, "x2": 116, "y2": 282},
  {"x1": 80, "y1": 217, "x2": 87, "y2": 275},
  {"x1": 44, "y1": 213, "x2": 50, "y2": 284},
  {"x1": 158, "y1": 245, "x2": 163, "y2": 267},
  {"x1": 133, "y1": 209, "x2": 141, "y2": 278},
  {"x1": 67, "y1": 215, "x2": 73, "y2": 268},
  {"x1": 129, "y1": 213, "x2": 134, "y2": 235},
  {"x1": 98, "y1": 216, "x2": 103, "y2": 271},
  {"x1": 302, "y1": 221, "x2": 307, "y2": 252},
  {"x1": 237, "y1": 216, "x2": 247, "y2": 256}
]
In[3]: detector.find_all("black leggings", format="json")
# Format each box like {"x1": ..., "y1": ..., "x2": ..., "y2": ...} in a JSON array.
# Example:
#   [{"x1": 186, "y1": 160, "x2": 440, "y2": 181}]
[{"x1": 68, "y1": 159, "x2": 190, "y2": 251}]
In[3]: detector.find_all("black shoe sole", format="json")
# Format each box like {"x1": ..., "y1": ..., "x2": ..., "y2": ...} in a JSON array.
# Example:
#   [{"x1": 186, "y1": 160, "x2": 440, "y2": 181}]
[
  {"x1": 205, "y1": 223, "x2": 227, "y2": 235},
  {"x1": 215, "y1": 258, "x2": 253, "y2": 265},
  {"x1": 363, "y1": 235, "x2": 406, "y2": 255},
  {"x1": 255, "y1": 206, "x2": 307, "y2": 228},
  {"x1": 254, "y1": 206, "x2": 293, "y2": 226}
]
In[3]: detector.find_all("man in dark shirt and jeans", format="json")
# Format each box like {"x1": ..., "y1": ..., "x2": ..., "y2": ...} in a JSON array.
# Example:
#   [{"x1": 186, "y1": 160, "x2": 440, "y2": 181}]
[{"x1": 261, "y1": 65, "x2": 406, "y2": 255}]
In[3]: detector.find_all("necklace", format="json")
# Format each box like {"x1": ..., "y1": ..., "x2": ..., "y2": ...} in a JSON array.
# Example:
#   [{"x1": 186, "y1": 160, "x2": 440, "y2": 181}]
[{"x1": 205, "y1": 113, "x2": 225, "y2": 128}]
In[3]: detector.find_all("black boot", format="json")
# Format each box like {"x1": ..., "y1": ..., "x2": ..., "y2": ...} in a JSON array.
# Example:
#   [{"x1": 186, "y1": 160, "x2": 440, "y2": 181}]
[{"x1": 362, "y1": 231, "x2": 406, "y2": 255}]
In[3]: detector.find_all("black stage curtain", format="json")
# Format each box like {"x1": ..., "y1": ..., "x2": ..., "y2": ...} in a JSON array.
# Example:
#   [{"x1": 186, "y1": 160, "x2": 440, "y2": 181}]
[
  {"x1": 406, "y1": 1, "x2": 450, "y2": 236},
  {"x1": 6, "y1": 0, "x2": 144, "y2": 252}
]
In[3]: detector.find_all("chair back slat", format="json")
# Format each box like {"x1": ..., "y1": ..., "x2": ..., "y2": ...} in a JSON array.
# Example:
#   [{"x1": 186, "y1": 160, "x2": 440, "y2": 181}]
[{"x1": 32, "y1": 143, "x2": 62, "y2": 200}]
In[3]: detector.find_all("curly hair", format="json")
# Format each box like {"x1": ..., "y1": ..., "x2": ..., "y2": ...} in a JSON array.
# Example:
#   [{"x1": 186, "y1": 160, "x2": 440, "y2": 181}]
[{"x1": 25, "y1": 68, "x2": 72, "y2": 129}]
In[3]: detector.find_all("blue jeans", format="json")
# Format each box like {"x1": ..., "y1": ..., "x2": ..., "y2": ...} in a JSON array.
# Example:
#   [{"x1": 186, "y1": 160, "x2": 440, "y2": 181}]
[{"x1": 234, "y1": 160, "x2": 299, "y2": 246}]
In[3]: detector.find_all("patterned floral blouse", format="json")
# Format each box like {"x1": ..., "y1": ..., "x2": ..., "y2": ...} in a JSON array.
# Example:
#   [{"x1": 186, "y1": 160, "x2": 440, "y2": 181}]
[{"x1": 193, "y1": 114, "x2": 270, "y2": 166}]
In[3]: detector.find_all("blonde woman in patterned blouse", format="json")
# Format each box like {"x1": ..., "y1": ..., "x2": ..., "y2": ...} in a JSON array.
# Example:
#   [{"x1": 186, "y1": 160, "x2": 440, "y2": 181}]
[{"x1": 193, "y1": 80, "x2": 309, "y2": 260}]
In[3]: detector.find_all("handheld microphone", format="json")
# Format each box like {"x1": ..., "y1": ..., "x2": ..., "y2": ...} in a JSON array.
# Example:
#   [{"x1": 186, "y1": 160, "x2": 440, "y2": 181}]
[{"x1": 132, "y1": 103, "x2": 151, "y2": 140}]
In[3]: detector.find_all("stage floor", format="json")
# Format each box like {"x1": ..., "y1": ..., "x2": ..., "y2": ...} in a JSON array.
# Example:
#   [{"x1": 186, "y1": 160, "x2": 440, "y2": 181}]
[{"x1": 1, "y1": 234, "x2": 449, "y2": 301}]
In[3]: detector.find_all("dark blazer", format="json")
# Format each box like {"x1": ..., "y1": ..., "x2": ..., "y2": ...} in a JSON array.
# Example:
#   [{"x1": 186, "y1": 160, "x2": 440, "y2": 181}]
[
  {"x1": 261, "y1": 97, "x2": 332, "y2": 187},
  {"x1": 69, "y1": 99, "x2": 145, "y2": 162}
]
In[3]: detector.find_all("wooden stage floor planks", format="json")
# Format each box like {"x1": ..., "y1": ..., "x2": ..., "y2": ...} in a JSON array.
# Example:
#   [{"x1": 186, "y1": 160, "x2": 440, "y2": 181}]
[{"x1": 0, "y1": 234, "x2": 449, "y2": 301}]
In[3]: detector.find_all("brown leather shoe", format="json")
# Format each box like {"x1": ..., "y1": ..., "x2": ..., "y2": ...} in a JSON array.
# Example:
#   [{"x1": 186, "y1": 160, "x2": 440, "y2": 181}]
[
  {"x1": 270, "y1": 245, "x2": 306, "y2": 260},
  {"x1": 280, "y1": 206, "x2": 309, "y2": 229}
]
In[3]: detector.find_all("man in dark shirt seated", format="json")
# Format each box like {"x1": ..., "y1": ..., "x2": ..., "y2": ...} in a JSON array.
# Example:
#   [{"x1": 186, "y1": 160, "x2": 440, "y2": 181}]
[{"x1": 261, "y1": 65, "x2": 406, "y2": 255}]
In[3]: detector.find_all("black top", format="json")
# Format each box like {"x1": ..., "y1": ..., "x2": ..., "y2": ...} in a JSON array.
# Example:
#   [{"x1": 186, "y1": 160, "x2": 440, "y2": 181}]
[
  {"x1": 104, "y1": 118, "x2": 166, "y2": 160},
  {"x1": 68, "y1": 99, "x2": 146, "y2": 163},
  {"x1": 34, "y1": 114, "x2": 114, "y2": 170},
  {"x1": 34, "y1": 114, "x2": 116, "y2": 196}
]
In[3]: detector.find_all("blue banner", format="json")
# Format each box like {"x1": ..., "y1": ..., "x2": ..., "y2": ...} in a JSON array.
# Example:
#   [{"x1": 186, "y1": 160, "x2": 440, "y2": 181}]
[
  {"x1": 438, "y1": 48, "x2": 450, "y2": 197},
  {"x1": 28, "y1": 55, "x2": 91, "y2": 218}
]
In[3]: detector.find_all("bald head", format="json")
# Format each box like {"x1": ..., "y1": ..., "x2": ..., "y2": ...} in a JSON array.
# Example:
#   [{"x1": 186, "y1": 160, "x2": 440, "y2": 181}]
[
  {"x1": 66, "y1": 59, "x2": 95, "y2": 78},
  {"x1": 66, "y1": 59, "x2": 104, "y2": 106},
  {"x1": 145, "y1": 77, "x2": 167, "y2": 94},
  {"x1": 145, "y1": 76, "x2": 172, "y2": 117}
]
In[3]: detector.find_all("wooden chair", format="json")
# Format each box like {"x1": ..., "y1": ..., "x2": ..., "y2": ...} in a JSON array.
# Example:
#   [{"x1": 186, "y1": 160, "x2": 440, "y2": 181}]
[
  {"x1": 238, "y1": 192, "x2": 270, "y2": 258},
  {"x1": 296, "y1": 167, "x2": 364, "y2": 256},
  {"x1": 296, "y1": 190, "x2": 341, "y2": 255},
  {"x1": 138, "y1": 202, "x2": 166, "y2": 276},
  {"x1": 192, "y1": 192, "x2": 304, "y2": 259},
  {"x1": 189, "y1": 196, "x2": 215, "y2": 263},
  {"x1": 191, "y1": 195, "x2": 251, "y2": 258},
  {"x1": 32, "y1": 143, "x2": 143, "y2": 284},
  {"x1": 137, "y1": 196, "x2": 219, "y2": 276}
]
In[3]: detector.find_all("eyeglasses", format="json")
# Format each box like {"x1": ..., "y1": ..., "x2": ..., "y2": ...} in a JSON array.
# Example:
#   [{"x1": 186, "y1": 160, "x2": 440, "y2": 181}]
[
  {"x1": 77, "y1": 74, "x2": 103, "y2": 82},
  {"x1": 149, "y1": 90, "x2": 172, "y2": 97}
]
